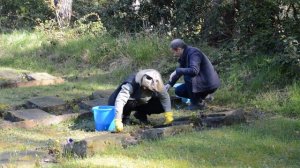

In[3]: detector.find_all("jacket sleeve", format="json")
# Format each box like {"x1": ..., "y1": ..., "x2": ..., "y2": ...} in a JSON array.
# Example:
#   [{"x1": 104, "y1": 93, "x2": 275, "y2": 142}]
[
  {"x1": 114, "y1": 83, "x2": 133, "y2": 119},
  {"x1": 176, "y1": 51, "x2": 201, "y2": 77},
  {"x1": 168, "y1": 73, "x2": 181, "y2": 86},
  {"x1": 158, "y1": 88, "x2": 172, "y2": 112}
]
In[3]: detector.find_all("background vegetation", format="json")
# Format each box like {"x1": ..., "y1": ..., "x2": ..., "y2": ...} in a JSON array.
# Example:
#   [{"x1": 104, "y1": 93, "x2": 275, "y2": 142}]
[{"x1": 0, "y1": 0, "x2": 299, "y2": 167}]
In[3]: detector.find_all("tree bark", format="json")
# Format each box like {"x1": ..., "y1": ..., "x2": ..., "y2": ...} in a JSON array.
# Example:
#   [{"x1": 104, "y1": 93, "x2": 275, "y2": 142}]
[{"x1": 55, "y1": 0, "x2": 73, "y2": 28}]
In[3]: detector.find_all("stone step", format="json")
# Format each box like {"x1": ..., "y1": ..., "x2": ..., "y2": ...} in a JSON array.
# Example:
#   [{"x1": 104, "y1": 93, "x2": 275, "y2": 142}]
[
  {"x1": 4, "y1": 109, "x2": 54, "y2": 122},
  {"x1": 26, "y1": 96, "x2": 66, "y2": 115}
]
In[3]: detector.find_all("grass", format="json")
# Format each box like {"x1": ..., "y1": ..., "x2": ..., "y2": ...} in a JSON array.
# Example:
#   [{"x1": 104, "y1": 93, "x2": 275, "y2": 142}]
[
  {"x1": 0, "y1": 69, "x2": 116, "y2": 106},
  {"x1": 252, "y1": 82, "x2": 300, "y2": 117},
  {"x1": 0, "y1": 30, "x2": 171, "y2": 76},
  {"x1": 1, "y1": 116, "x2": 299, "y2": 167},
  {"x1": 45, "y1": 117, "x2": 300, "y2": 168}
]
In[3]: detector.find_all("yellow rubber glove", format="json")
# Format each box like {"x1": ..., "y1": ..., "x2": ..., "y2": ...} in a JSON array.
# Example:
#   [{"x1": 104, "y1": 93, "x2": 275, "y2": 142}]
[
  {"x1": 164, "y1": 112, "x2": 174, "y2": 125},
  {"x1": 115, "y1": 119, "x2": 124, "y2": 132}
]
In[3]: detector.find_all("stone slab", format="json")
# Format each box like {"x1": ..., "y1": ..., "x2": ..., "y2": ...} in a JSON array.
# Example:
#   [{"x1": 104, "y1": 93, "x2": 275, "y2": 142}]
[
  {"x1": 16, "y1": 78, "x2": 64, "y2": 88},
  {"x1": 27, "y1": 73, "x2": 60, "y2": 80},
  {"x1": 0, "y1": 112, "x2": 89, "y2": 129},
  {"x1": 138, "y1": 124, "x2": 194, "y2": 140},
  {"x1": 79, "y1": 98, "x2": 108, "y2": 110},
  {"x1": 5, "y1": 109, "x2": 53, "y2": 122},
  {"x1": 0, "y1": 71, "x2": 64, "y2": 89},
  {"x1": 0, "y1": 68, "x2": 24, "y2": 81},
  {"x1": 0, "y1": 150, "x2": 45, "y2": 166},
  {"x1": 91, "y1": 90, "x2": 114, "y2": 99},
  {"x1": 63, "y1": 133, "x2": 135, "y2": 158},
  {"x1": 26, "y1": 96, "x2": 66, "y2": 114}
]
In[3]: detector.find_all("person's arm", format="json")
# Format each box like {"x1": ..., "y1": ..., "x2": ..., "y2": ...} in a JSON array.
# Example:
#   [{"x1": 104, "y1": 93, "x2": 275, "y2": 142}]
[
  {"x1": 168, "y1": 71, "x2": 181, "y2": 86},
  {"x1": 114, "y1": 83, "x2": 133, "y2": 119},
  {"x1": 158, "y1": 89, "x2": 173, "y2": 125},
  {"x1": 176, "y1": 51, "x2": 201, "y2": 77},
  {"x1": 158, "y1": 89, "x2": 172, "y2": 112}
]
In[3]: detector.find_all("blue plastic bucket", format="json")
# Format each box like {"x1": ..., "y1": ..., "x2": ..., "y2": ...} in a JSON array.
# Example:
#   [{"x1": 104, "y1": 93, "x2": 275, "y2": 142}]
[
  {"x1": 173, "y1": 83, "x2": 191, "y2": 104},
  {"x1": 92, "y1": 106, "x2": 115, "y2": 131}
]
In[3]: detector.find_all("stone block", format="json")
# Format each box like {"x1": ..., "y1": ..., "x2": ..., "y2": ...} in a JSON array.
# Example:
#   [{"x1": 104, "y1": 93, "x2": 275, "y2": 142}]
[
  {"x1": 63, "y1": 133, "x2": 135, "y2": 158},
  {"x1": 138, "y1": 124, "x2": 194, "y2": 140},
  {"x1": 26, "y1": 96, "x2": 66, "y2": 115},
  {"x1": 201, "y1": 109, "x2": 246, "y2": 127}
]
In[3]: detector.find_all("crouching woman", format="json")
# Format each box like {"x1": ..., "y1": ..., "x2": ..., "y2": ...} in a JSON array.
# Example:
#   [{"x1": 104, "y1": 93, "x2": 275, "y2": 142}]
[{"x1": 108, "y1": 69, "x2": 173, "y2": 132}]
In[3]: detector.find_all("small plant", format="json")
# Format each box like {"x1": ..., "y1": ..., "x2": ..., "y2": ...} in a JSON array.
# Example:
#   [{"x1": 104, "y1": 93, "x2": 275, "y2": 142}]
[{"x1": 0, "y1": 103, "x2": 10, "y2": 118}]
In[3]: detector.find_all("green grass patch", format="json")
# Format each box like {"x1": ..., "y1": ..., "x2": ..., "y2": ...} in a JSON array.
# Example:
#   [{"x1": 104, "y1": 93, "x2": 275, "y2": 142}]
[
  {"x1": 0, "y1": 31, "x2": 170, "y2": 77},
  {"x1": 52, "y1": 117, "x2": 300, "y2": 168},
  {"x1": 252, "y1": 82, "x2": 300, "y2": 117}
]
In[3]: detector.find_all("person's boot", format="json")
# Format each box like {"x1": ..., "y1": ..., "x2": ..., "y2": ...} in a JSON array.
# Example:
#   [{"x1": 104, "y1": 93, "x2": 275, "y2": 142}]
[{"x1": 133, "y1": 111, "x2": 150, "y2": 124}]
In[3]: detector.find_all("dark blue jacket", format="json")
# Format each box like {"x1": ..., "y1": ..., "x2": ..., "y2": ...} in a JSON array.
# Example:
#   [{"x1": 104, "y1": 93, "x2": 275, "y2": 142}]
[{"x1": 169, "y1": 46, "x2": 220, "y2": 93}]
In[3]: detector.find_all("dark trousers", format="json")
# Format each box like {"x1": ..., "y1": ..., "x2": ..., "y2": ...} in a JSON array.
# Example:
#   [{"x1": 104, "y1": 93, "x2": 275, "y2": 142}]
[
  {"x1": 175, "y1": 83, "x2": 217, "y2": 105},
  {"x1": 122, "y1": 97, "x2": 164, "y2": 118}
]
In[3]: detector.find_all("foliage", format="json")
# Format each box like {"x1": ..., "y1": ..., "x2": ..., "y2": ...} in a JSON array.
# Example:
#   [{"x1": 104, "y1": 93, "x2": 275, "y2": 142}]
[
  {"x1": 275, "y1": 36, "x2": 300, "y2": 78},
  {"x1": 72, "y1": 12, "x2": 106, "y2": 36},
  {"x1": 0, "y1": 0, "x2": 53, "y2": 32}
]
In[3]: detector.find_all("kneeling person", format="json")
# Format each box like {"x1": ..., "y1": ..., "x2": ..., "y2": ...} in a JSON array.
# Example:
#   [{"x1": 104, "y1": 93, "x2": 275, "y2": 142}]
[{"x1": 108, "y1": 69, "x2": 173, "y2": 132}]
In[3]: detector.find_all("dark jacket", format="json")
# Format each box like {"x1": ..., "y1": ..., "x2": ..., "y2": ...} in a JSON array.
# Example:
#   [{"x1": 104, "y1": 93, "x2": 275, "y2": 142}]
[
  {"x1": 108, "y1": 74, "x2": 141, "y2": 106},
  {"x1": 169, "y1": 46, "x2": 220, "y2": 93}
]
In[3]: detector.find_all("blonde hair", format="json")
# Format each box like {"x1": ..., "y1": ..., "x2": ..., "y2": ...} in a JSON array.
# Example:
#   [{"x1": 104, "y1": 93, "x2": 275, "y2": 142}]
[{"x1": 135, "y1": 69, "x2": 164, "y2": 93}]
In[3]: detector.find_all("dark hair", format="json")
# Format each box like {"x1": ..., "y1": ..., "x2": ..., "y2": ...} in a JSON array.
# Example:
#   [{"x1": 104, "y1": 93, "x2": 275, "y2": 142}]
[{"x1": 170, "y1": 39, "x2": 187, "y2": 49}]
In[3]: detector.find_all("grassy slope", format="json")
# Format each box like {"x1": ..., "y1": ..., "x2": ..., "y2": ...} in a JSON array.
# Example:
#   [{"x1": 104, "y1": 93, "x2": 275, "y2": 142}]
[{"x1": 0, "y1": 31, "x2": 299, "y2": 167}]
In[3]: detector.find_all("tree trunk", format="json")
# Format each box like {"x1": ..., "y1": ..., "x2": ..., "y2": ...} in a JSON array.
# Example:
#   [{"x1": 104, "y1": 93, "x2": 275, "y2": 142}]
[{"x1": 55, "y1": 0, "x2": 73, "y2": 28}]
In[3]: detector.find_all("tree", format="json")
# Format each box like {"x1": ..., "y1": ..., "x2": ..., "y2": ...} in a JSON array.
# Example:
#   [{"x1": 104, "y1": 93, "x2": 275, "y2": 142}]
[{"x1": 54, "y1": 0, "x2": 73, "y2": 28}]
